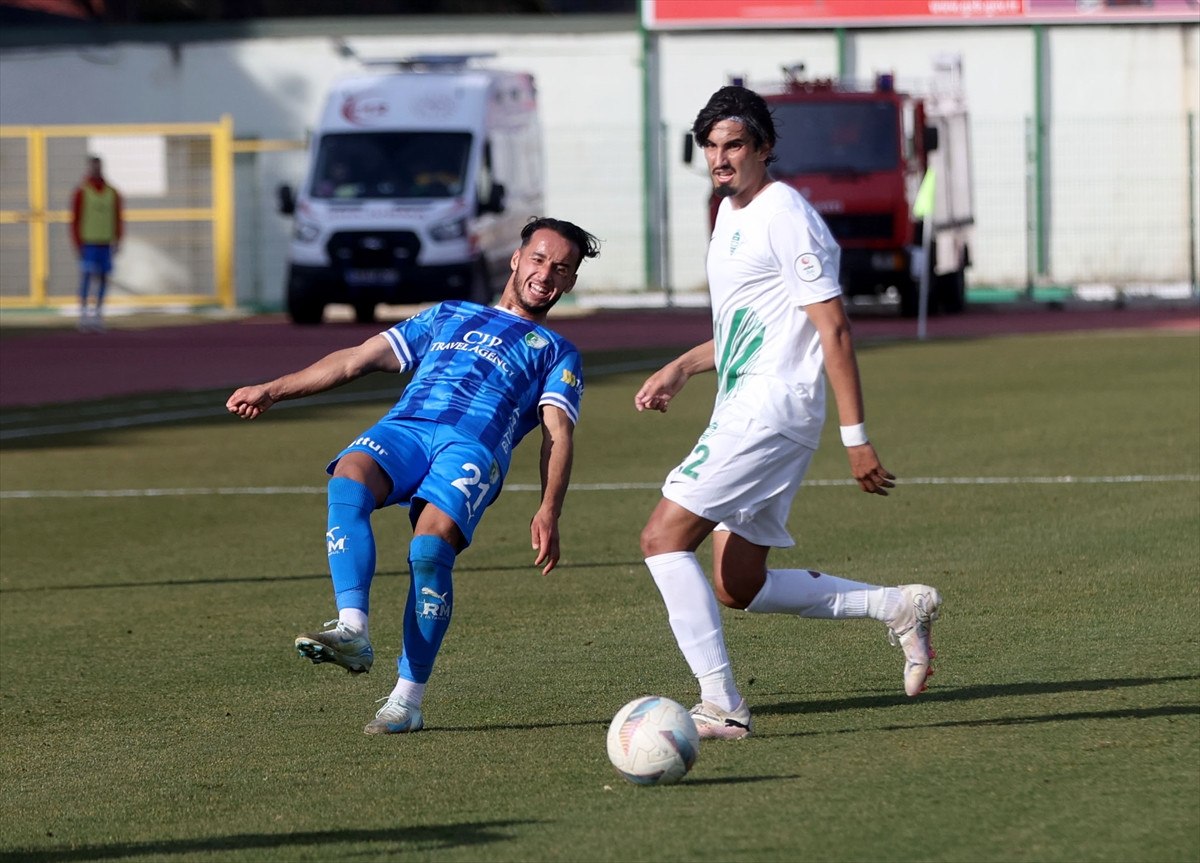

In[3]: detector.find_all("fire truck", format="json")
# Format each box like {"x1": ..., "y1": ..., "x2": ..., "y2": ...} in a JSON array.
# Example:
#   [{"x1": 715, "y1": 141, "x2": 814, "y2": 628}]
[{"x1": 688, "y1": 56, "x2": 974, "y2": 317}]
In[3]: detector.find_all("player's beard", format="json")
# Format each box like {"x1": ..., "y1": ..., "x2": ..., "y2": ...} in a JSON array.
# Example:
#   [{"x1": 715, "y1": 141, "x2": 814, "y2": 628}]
[
  {"x1": 712, "y1": 167, "x2": 738, "y2": 198},
  {"x1": 513, "y1": 276, "x2": 561, "y2": 315}
]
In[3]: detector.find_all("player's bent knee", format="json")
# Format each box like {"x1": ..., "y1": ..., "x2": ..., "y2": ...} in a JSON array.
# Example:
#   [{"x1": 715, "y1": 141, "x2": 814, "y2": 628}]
[
  {"x1": 713, "y1": 582, "x2": 750, "y2": 610},
  {"x1": 639, "y1": 524, "x2": 661, "y2": 559},
  {"x1": 712, "y1": 568, "x2": 763, "y2": 611}
]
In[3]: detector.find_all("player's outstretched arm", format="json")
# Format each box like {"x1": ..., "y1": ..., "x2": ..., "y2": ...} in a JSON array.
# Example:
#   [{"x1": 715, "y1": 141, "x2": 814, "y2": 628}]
[
  {"x1": 634, "y1": 340, "x2": 716, "y2": 413},
  {"x1": 807, "y1": 297, "x2": 895, "y2": 496},
  {"x1": 531, "y1": 405, "x2": 575, "y2": 575},
  {"x1": 225, "y1": 334, "x2": 400, "y2": 420}
]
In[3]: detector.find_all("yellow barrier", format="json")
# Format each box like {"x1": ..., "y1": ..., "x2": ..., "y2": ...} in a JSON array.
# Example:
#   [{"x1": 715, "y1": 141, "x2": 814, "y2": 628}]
[{"x1": 0, "y1": 117, "x2": 305, "y2": 311}]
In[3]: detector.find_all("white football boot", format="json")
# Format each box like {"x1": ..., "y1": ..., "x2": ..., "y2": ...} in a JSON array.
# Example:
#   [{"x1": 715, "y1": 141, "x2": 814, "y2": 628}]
[
  {"x1": 364, "y1": 696, "x2": 424, "y2": 735},
  {"x1": 294, "y1": 620, "x2": 374, "y2": 674},
  {"x1": 690, "y1": 699, "x2": 752, "y2": 740},
  {"x1": 886, "y1": 584, "x2": 942, "y2": 696}
]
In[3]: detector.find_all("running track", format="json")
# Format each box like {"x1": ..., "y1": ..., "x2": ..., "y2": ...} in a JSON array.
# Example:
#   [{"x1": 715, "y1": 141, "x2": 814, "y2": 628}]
[{"x1": 1, "y1": 303, "x2": 1196, "y2": 409}]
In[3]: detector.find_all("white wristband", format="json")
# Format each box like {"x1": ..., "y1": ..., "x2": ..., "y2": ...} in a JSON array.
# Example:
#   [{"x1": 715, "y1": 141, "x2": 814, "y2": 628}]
[{"x1": 840, "y1": 423, "x2": 869, "y2": 447}]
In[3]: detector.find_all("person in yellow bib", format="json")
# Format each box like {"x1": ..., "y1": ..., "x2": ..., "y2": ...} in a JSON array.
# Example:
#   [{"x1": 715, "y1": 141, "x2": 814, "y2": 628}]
[{"x1": 71, "y1": 156, "x2": 123, "y2": 331}]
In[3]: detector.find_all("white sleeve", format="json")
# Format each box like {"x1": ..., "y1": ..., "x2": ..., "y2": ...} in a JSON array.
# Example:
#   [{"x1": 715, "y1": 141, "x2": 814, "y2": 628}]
[{"x1": 767, "y1": 208, "x2": 842, "y2": 307}]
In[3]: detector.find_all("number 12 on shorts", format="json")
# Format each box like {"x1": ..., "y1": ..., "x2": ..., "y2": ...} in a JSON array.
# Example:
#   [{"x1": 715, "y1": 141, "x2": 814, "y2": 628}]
[{"x1": 679, "y1": 444, "x2": 710, "y2": 480}]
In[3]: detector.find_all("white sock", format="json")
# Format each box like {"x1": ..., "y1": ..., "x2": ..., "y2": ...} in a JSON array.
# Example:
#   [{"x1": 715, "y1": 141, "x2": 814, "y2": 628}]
[
  {"x1": 390, "y1": 678, "x2": 426, "y2": 708},
  {"x1": 646, "y1": 551, "x2": 741, "y2": 711},
  {"x1": 338, "y1": 607, "x2": 368, "y2": 636},
  {"x1": 746, "y1": 569, "x2": 903, "y2": 621}
]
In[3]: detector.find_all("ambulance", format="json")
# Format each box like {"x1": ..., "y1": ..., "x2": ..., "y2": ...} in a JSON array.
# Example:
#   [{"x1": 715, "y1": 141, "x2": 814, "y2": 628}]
[{"x1": 278, "y1": 56, "x2": 544, "y2": 324}]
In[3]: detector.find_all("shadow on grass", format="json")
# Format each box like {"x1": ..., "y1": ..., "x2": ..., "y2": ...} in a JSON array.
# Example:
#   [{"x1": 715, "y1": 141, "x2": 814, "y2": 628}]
[
  {"x1": 754, "y1": 676, "x2": 1200, "y2": 739},
  {"x1": 0, "y1": 561, "x2": 647, "y2": 593},
  {"x1": 680, "y1": 773, "x2": 804, "y2": 787},
  {"x1": 0, "y1": 819, "x2": 541, "y2": 863},
  {"x1": 428, "y1": 717, "x2": 611, "y2": 733},
  {"x1": 758, "y1": 673, "x2": 1200, "y2": 717},
  {"x1": 423, "y1": 677, "x2": 1200, "y2": 735},
  {"x1": 765, "y1": 703, "x2": 1200, "y2": 739}
]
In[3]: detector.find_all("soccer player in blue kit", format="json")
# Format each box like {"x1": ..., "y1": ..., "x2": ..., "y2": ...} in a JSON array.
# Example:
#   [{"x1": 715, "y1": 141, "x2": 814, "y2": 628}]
[{"x1": 226, "y1": 217, "x2": 600, "y2": 734}]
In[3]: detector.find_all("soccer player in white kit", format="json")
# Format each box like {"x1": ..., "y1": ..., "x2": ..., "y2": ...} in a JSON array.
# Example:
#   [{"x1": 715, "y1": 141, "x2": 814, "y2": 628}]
[{"x1": 635, "y1": 86, "x2": 942, "y2": 739}]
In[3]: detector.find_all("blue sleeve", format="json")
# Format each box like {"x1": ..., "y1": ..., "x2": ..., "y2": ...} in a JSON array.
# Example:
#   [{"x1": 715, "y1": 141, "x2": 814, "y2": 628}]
[
  {"x1": 538, "y1": 346, "x2": 584, "y2": 426},
  {"x1": 380, "y1": 304, "x2": 440, "y2": 371}
]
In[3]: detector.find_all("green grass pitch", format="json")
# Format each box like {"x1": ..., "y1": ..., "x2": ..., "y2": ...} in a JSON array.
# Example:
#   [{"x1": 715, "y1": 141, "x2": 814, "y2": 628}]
[{"x1": 1, "y1": 329, "x2": 1197, "y2": 862}]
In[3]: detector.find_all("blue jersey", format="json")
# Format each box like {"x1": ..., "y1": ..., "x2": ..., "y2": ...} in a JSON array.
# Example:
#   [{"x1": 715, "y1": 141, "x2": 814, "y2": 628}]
[{"x1": 379, "y1": 301, "x2": 584, "y2": 473}]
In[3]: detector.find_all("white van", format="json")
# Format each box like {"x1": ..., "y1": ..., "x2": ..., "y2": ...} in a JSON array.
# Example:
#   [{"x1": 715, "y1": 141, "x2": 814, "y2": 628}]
[{"x1": 278, "y1": 56, "x2": 544, "y2": 324}]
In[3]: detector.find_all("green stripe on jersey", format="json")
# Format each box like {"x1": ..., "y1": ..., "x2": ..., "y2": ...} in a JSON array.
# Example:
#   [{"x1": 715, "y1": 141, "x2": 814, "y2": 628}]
[{"x1": 717, "y1": 307, "x2": 764, "y2": 398}]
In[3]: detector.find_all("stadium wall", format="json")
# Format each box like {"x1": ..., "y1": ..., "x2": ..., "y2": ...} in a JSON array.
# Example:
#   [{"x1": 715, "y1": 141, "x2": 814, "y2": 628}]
[{"x1": 0, "y1": 16, "x2": 1196, "y2": 308}]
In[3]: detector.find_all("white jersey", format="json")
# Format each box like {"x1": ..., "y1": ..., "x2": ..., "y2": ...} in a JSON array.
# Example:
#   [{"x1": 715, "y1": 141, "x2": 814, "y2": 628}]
[{"x1": 706, "y1": 181, "x2": 842, "y2": 448}]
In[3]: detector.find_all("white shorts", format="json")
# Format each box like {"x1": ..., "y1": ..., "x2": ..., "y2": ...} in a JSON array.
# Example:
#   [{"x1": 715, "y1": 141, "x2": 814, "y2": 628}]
[{"x1": 661, "y1": 399, "x2": 815, "y2": 548}]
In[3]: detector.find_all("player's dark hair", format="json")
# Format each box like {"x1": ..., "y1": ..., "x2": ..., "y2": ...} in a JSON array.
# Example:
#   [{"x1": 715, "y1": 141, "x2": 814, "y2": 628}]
[
  {"x1": 521, "y1": 217, "x2": 601, "y2": 268},
  {"x1": 691, "y1": 85, "x2": 778, "y2": 165}
]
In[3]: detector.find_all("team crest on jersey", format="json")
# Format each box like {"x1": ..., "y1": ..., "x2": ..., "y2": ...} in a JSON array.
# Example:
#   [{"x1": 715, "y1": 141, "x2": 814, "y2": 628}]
[
  {"x1": 795, "y1": 253, "x2": 822, "y2": 281},
  {"x1": 524, "y1": 332, "x2": 549, "y2": 349},
  {"x1": 729, "y1": 230, "x2": 742, "y2": 255}
]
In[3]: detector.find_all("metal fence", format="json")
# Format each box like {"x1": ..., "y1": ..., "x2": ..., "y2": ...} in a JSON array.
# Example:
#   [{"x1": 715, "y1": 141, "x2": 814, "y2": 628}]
[
  {"x1": 0, "y1": 118, "x2": 235, "y2": 310},
  {"x1": 970, "y1": 113, "x2": 1198, "y2": 294},
  {"x1": 2, "y1": 112, "x2": 1197, "y2": 311}
]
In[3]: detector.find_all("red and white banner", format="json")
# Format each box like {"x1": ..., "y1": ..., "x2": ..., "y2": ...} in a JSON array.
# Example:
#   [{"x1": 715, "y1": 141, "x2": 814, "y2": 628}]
[{"x1": 642, "y1": 0, "x2": 1200, "y2": 30}]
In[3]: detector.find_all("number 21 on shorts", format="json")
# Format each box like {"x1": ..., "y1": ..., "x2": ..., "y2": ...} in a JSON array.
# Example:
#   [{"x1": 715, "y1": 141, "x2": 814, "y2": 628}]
[{"x1": 451, "y1": 462, "x2": 492, "y2": 517}]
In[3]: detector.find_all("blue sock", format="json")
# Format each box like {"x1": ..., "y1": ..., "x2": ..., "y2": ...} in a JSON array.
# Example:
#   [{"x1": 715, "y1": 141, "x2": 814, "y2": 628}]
[
  {"x1": 326, "y1": 477, "x2": 377, "y2": 615},
  {"x1": 397, "y1": 535, "x2": 457, "y2": 684}
]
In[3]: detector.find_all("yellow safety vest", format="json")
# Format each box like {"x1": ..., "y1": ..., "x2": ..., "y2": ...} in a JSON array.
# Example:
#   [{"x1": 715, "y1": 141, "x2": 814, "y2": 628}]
[{"x1": 79, "y1": 184, "x2": 118, "y2": 244}]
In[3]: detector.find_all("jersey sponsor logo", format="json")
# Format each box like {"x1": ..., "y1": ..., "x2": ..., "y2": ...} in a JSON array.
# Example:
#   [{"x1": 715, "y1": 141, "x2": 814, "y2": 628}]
[
  {"x1": 524, "y1": 331, "x2": 549, "y2": 349},
  {"x1": 430, "y1": 331, "x2": 513, "y2": 375},
  {"x1": 560, "y1": 368, "x2": 583, "y2": 395},
  {"x1": 795, "y1": 253, "x2": 823, "y2": 281},
  {"x1": 463, "y1": 331, "x2": 503, "y2": 348},
  {"x1": 729, "y1": 230, "x2": 742, "y2": 255},
  {"x1": 499, "y1": 411, "x2": 519, "y2": 455},
  {"x1": 351, "y1": 435, "x2": 389, "y2": 456},
  {"x1": 327, "y1": 526, "x2": 348, "y2": 556}
]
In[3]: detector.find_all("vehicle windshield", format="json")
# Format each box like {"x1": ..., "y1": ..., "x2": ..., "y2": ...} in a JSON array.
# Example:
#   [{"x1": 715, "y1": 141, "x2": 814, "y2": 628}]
[
  {"x1": 771, "y1": 101, "x2": 899, "y2": 174},
  {"x1": 310, "y1": 132, "x2": 472, "y2": 200}
]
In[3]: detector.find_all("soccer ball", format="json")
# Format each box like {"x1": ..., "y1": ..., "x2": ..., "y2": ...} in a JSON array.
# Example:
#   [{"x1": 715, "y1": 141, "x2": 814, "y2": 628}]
[{"x1": 606, "y1": 695, "x2": 699, "y2": 786}]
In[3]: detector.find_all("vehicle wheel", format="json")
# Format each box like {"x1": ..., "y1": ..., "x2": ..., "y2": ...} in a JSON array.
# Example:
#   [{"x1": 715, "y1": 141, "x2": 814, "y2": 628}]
[
  {"x1": 353, "y1": 301, "x2": 376, "y2": 324},
  {"x1": 467, "y1": 261, "x2": 493, "y2": 306},
  {"x1": 286, "y1": 270, "x2": 325, "y2": 325},
  {"x1": 935, "y1": 267, "x2": 967, "y2": 315}
]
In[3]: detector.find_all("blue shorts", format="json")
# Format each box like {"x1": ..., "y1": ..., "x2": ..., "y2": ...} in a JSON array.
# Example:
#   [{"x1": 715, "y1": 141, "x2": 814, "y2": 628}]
[
  {"x1": 80, "y1": 244, "x2": 113, "y2": 275},
  {"x1": 326, "y1": 419, "x2": 504, "y2": 546}
]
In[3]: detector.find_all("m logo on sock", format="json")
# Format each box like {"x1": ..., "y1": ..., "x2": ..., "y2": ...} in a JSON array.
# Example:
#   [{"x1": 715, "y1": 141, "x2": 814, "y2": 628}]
[{"x1": 327, "y1": 526, "x2": 348, "y2": 555}]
